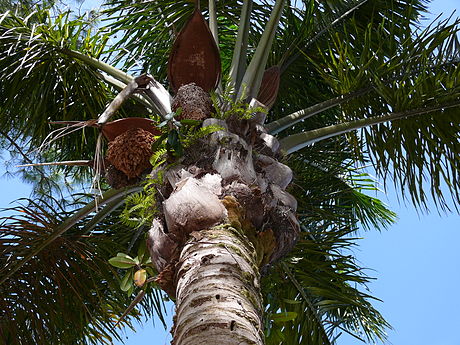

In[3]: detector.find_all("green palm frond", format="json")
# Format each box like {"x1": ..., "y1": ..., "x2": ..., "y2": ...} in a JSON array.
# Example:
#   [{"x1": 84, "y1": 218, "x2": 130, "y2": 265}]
[
  {"x1": 265, "y1": 0, "x2": 427, "y2": 115},
  {"x1": 0, "y1": 192, "x2": 167, "y2": 345},
  {"x1": 0, "y1": 0, "x2": 55, "y2": 14},
  {"x1": 0, "y1": 195, "x2": 127, "y2": 344},
  {"x1": 0, "y1": 8, "x2": 158, "y2": 193},
  {"x1": 280, "y1": 15, "x2": 460, "y2": 210},
  {"x1": 0, "y1": 9, "x2": 110, "y2": 151},
  {"x1": 0, "y1": 187, "x2": 140, "y2": 286},
  {"x1": 261, "y1": 139, "x2": 395, "y2": 343},
  {"x1": 280, "y1": 0, "x2": 428, "y2": 69},
  {"x1": 269, "y1": 2, "x2": 446, "y2": 130},
  {"x1": 264, "y1": 227, "x2": 390, "y2": 345},
  {"x1": 288, "y1": 138, "x2": 396, "y2": 232},
  {"x1": 1, "y1": 1, "x2": 458, "y2": 344},
  {"x1": 0, "y1": 10, "x2": 106, "y2": 192}
]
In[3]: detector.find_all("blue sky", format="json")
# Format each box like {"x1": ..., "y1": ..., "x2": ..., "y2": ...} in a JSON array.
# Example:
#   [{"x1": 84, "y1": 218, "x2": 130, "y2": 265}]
[{"x1": 1, "y1": 1, "x2": 459, "y2": 344}]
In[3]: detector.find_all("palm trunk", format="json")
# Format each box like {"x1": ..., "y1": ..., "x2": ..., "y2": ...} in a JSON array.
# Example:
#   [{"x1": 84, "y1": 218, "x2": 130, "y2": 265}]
[
  {"x1": 146, "y1": 88, "x2": 300, "y2": 345},
  {"x1": 172, "y1": 225, "x2": 264, "y2": 345}
]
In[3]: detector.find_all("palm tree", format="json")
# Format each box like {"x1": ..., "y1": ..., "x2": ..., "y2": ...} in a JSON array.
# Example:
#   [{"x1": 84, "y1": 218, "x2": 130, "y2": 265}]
[{"x1": 0, "y1": 1, "x2": 459, "y2": 344}]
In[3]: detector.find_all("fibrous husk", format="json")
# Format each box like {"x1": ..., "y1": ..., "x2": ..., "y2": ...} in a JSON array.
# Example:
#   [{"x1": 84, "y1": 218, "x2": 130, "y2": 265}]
[
  {"x1": 269, "y1": 184, "x2": 297, "y2": 210},
  {"x1": 106, "y1": 127, "x2": 155, "y2": 179},
  {"x1": 154, "y1": 264, "x2": 176, "y2": 298},
  {"x1": 171, "y1": 83, "x2": 212, "y2": 121},
  {"x1": 209, "y1": 130, "x2": 258, "y2": 184},
  {"x1": 223, "y1": 181, "x2": 265, "y2": 229},
  {"x1": 167, "y1": 8, "x2": 221, "y2": 93}
]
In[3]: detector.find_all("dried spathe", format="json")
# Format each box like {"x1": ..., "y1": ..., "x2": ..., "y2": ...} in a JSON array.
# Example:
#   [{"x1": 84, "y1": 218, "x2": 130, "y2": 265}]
[
  {"x1": 167, "y1": 8, "x2": 221, "y2": 93},
  {"x1": 102, "y1": 117, "x2": 161, "y2": 141},
  {"x1": 257, "y1": 66, "x2": 281, "y2": 109},
  {"x1": 106, "y1": 127, "x2": 155, "y2": 179}
]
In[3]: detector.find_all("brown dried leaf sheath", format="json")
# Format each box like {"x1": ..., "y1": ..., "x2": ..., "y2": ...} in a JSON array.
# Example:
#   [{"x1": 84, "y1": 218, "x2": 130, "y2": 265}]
[
  {"x1": 106, "y1": 128, "x2": 155, "y2": 179},
  {"x1": 168, "y1": 8, "x2": 221, "y2": 93},
  {"x1": 257, "y1": 66, "x2": 281, "y2": 109},
  {"x1": 102, "y1": 118, "x2": 161, "y2": 141}
]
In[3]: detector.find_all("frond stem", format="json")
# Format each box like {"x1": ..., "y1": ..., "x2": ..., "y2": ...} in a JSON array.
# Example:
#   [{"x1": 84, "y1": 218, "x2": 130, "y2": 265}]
[
  {"x1": 266, "y1": 88, "x2": 370, "y2": 134},
  {"x1": 97, "y1": 75, "x2": 151, "y2": 125},
  {"x1": 64, "y1": 49, "x2": 133, "y2": 84},
  {"x1": 280, "y1": 101, "x2": 460, "y2": 154}
]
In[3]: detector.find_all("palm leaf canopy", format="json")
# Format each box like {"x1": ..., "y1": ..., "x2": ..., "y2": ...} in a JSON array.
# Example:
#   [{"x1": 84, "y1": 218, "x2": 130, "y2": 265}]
[
  {"x1": 0, "y1": 0, "x2": 459, "y2": 344},
  {"x1": 0, "y1": 191, "x2": 167, "y2": 345}
]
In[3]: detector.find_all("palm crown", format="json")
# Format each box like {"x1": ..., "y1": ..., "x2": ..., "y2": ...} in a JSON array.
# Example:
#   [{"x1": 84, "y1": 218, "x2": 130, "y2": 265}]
[{"x1": 0, "y1": 1, "x2": 459, "y2": 344}]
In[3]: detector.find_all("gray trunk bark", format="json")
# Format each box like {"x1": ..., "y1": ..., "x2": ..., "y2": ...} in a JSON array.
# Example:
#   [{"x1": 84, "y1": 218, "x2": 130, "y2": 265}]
[{"x1": 172, "y1": 225, "x2": 264, "y2": 345}]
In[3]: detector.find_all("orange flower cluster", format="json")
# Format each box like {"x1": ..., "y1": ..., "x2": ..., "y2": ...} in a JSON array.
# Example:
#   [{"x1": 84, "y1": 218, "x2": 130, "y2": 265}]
[{"x1": 106, "y1": 127, "x2": 155, "y2": 179}]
